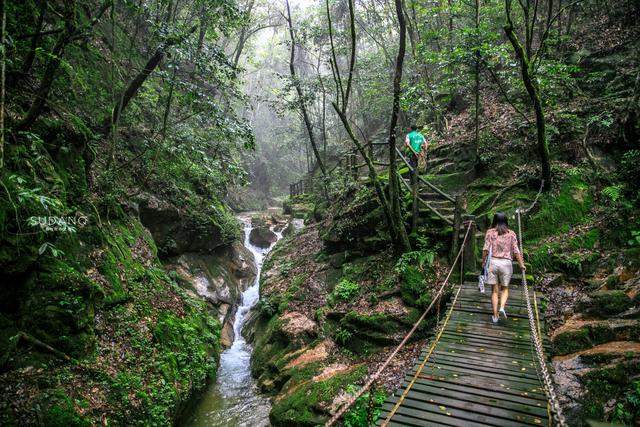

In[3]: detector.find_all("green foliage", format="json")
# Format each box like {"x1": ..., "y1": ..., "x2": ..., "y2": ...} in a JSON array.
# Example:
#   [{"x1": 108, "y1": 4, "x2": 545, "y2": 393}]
[
  {"x1": 395, "y1": 249, "x2": 436, "y2": 308},
  {"x1": 328, "y1": 279, "x2": 361, "y2": 305},
  {"x1": 612, "y1": 380, "x2": 640, "y2": 425},
  {"x1": 601, "y1": 185, "x2": 624, "y2": 204},
  {"x1": 582, "y1": 360, "x2": 640, "y2": 423},
  {"x1": 343, "y1": 385, "x2": 387, "y2": 427},
  {"x1": 42, "y1": 392, "x2": 90, "y2": 427},
  {"x1": 334, "y1": 327, "x2": 353, "y2": 345}
]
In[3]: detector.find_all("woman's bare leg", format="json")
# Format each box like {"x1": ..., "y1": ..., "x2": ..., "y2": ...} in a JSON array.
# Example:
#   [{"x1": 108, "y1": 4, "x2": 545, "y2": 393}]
[
  {"x1": 492, "y1": 284, "x2": 500, "y2": 318},
  {"x1": 499, "y1": 286, "x2": 509, "y2": 310}
]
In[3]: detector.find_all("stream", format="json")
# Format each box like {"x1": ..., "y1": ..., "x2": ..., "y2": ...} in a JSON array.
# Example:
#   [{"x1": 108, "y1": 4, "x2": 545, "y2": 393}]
[{"x1": 185, "y1": 215, "x2": 283, "y2": 427}]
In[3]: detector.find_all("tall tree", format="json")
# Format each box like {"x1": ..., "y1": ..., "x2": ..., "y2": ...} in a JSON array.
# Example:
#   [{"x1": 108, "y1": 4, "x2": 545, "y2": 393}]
[
  {"x1": 388, "y1": 0, "x2": 411, "y2": 251},
  {"x1": 285, "y1": 0, "x2": 326, "y2": 175},
  {"x1": 17, "y1": 1, "x2": 112, "y2": 131},
  {"x1": 503, "y1": 0, "x2": 554, "y2": 189}
]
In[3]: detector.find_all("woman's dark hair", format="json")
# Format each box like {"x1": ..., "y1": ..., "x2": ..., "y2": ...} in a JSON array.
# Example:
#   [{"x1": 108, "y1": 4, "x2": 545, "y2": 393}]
[
  {"x1": 410, "y1": 124, "x2": 418, "y2": 131},
  {"x1": 491, "y1": 212, "x2": 509, "y2": 236}
]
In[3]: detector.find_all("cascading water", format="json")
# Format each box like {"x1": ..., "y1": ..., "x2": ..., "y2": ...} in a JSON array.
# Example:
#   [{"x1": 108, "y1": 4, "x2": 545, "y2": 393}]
[{"x1": 186, "y1": 216, "x2": 282, "y2": 427}]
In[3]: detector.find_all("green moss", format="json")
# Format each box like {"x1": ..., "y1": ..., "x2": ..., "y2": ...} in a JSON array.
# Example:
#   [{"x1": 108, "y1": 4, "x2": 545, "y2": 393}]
[
  {"x1": 526, "y1": 175, "x2": 593, "y2": 241},
  {"x1": 42, "y1": 392, "x2": 90, "y2": 427},
  {"x1": 269, "y1": 365, "x2": 367, "y2": 426},
  {"x1": 582, "y1": 360, "x2": 640, "y2": 422},
  {"x1": 553, "y1": 327, "x2": 591, "y2": 355},
  {"x1": 578, "y1": 290, "x2": 633, "y2": 317}
]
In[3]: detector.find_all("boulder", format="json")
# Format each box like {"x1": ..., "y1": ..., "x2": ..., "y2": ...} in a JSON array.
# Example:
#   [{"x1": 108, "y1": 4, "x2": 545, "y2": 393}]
[
  {"x1": 577, "y1": 290, "x2": 634, "y2": 317},
  {"x1": 280, "y1": 311, "x2": 317, "y2": 341},
  {"x1": 250, "y1": 226, "x2": 277, "y2": 248},
  {"x1": 166, "y1": 242, "x2": 257, "y2": 348},
  {"x1": 137, "y1": 192, "x2": 229, "y2": 257}
]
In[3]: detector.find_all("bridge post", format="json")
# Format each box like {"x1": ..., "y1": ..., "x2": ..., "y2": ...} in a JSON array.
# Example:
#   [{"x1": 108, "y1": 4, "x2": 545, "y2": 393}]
[
  {"x1": 462, "y1": 214, "x2": 477, "y2": 274},
  {"x1": 450, "y1": 194, "x2": 464, "y2": 263}
]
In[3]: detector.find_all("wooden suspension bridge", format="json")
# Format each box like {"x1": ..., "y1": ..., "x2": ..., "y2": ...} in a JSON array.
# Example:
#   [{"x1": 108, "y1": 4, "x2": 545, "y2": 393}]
[
  {"x1": 290, "y1": 139, "x2": 564, "y2": 426},
  {"x1": 377, "y1": 268, "x2": 552, "y2": 426}
]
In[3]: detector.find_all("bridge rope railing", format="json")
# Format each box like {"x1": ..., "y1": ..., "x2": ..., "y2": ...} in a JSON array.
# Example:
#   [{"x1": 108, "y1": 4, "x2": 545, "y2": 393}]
[
  {"x1": 515, "y1": 181, "x2": 567, "y2": 427},
  {"x1": 324, "y1": 221, "x2": 474, "y2": 427}
]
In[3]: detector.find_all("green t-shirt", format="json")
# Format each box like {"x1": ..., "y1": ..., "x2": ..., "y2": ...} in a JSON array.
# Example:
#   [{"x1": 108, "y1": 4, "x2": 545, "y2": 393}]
[{"x1": 407, "y1": 130, "x2": 426, "y2": 153}]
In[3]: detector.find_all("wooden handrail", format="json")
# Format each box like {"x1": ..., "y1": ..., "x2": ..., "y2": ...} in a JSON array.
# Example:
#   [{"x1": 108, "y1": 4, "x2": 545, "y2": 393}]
[
  {"x1": 394, "y1": 147, "x2": 455, "y2": 203},
  {"x1": 397, "y1": 174, "x2": 453, "y2": 225}
]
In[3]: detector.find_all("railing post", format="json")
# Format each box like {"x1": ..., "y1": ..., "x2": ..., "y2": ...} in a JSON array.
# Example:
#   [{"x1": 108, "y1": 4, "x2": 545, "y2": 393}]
[
  {"x1": 462, "y1": 215, "x2": 477, "y2": 274},
  {"x1": 450, "y1": 194, "x2": 464, "y2": 263}
]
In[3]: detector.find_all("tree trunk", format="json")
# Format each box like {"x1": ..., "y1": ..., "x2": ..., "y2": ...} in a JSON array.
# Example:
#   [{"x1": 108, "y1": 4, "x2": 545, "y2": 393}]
[
  {"x1": 333, "y1": 103, "x2": 396, "y2": 235},
  {"x1": 474, "y1": 0, "x2": 481, "y2": 151},
  {"x1": 504, "y1": 22, "x2": 551, "y2": 189},
  {"x1": 285, "y1": 0, "x2": 326, "y2": 175},
  {"x1": 18, "y1": 0, "x2": 47, "y2": 82},
  {"x1": 103, "y1": 25, "x2": 197, "y2": 136},
  {"x1": 388, "y1": 0, "x2": 411, "y2": 251},
  {"x1": 16, "y1": 18, "x2": 75, "y2": 131},
  {"x1": 17, "y1": 0, "x2": 112, "y2": 131}
]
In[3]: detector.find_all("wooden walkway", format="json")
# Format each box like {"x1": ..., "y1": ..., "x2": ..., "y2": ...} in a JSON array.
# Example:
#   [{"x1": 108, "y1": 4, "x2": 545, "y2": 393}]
[{"x1": 378, "y1": 272, "x2": 550, "y2": 427}]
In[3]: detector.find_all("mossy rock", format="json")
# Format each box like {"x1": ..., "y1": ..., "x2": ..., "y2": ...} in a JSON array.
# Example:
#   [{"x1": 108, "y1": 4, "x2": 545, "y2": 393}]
[
  {"x1": 577, "y1": 290, "x2": 634, "y2": 317},
  {"x1": 553, "y1": 327, "x2": 592, "y2": 355},
  {"x1": 321, "y1": 186, "x2": 389, "y2": 254},
  {"x1": 20, "y1": 259, "x2": 102, "y2": 358},
  {"x1": 525, "y1": 175, "x2": 593, "y2": 241},
  {"x1": 581, "y1": 359, "x2": 640, "y2": 423},
  {"x1": 553, "y1": 320, "x2": 640, "y2": 356},
  {"x1": 269, "y1": 365, "x2": 367, "y2": 426}
]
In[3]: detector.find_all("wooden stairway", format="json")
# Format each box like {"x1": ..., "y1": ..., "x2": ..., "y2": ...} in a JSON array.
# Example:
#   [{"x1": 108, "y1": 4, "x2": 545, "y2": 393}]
[
  {"x1": 377, "y1": 273, "x2": 551, "y2": 427},
  {"x1": 395, "y1": 147, "x2": 457, "y2": 226}
]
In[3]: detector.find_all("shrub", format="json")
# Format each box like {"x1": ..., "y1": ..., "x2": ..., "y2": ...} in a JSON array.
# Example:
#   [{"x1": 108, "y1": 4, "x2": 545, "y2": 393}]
[
  {"x1": 329, "y1": 279, "x2": 361, "y2": 305},
  {"x1": 395, "y1": 250, "x2": 436, "y2": 308}
]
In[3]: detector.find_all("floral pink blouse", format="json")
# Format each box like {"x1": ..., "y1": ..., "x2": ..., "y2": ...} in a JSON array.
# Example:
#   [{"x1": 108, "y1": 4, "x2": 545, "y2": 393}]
[{"x1": 483, "y1": 228, "x2": 521, "y2": 260}]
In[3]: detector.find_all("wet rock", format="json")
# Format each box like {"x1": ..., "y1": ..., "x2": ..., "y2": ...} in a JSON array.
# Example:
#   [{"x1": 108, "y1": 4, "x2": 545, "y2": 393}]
[
  {"x1": 219, "y1": 305, "x2": 236, "y2": 348},
  {"x1": 165, "y1": 242, "x2": 257, "y2": 348},
  {"x1": 250, "y1": 226, "x2": 277, "y2": 248},
  {"x1": 137, "y1": 192, "x2": 228, "y2": 257}
]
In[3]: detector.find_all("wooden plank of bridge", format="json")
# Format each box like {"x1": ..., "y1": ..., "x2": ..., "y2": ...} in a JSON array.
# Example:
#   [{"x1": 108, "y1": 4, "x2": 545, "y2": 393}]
[{"x1": 377, "y1": 279, "x2": 550, "y2": 427}]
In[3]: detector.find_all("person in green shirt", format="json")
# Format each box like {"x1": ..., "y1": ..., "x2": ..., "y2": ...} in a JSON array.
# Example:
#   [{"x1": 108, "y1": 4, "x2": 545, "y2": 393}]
[
  {"x1": 404, "y1": 125, "x2": 427, "y2": 176},
  {"x1": 405, "y1": 125, "x2": 427, "y2": 233}
]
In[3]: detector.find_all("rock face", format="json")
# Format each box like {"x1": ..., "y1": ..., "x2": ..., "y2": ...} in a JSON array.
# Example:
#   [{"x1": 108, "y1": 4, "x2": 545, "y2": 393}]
[
  {"x1": 248, "y1": 221, "x2": 430, "y2": 426},
  {"x1": 166, "y1": 241, "x2": 257, "y2": 348},
  {"x1": 545, "y1": 264, "x2": 640, "y2": 423},
  {"x1": 249, "y1": 226, "x2": 277, "y2": 248},
  {"x1": 280, "y1": 311, "x2": 317, "y2": 342},
  {"x1": 136, "y1": 192, "x2": 234, "y2": 257}
]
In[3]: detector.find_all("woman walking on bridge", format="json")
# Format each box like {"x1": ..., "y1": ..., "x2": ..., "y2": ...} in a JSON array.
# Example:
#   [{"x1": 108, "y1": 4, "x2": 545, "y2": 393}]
[{"x1": 482, "y1": 213, "x2": 526, "y2": 324}]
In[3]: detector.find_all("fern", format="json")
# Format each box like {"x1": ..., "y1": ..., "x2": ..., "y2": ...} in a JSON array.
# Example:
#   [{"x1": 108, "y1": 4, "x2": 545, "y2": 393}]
[{"x1": 601, "y1": 185, "x2": 623, "y2": 203}]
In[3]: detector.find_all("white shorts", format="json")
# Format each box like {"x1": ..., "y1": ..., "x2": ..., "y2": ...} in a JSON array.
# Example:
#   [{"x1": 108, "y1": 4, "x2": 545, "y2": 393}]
[{"x1": 486, "y1": 258, "x2": 513, "y2": 287}]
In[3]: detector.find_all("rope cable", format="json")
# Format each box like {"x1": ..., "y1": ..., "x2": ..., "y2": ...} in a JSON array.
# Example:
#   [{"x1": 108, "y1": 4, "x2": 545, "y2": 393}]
[{"x1": 516, "y1": 199, "x2": 567, "y2": 427}]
